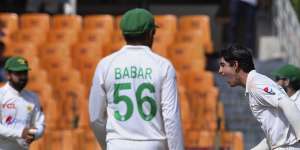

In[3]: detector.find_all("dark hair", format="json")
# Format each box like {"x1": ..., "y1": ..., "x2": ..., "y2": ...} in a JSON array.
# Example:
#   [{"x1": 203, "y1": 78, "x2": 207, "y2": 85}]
[
  {"x1": 289, "y1": 80, "x2": 300, "y2": 91},
  {"x1": 123, "y1": 32, "x2": 148, "y2": 43},
  {"x1": 219, "y1": 44, "x2": 255, "y2": 73}
]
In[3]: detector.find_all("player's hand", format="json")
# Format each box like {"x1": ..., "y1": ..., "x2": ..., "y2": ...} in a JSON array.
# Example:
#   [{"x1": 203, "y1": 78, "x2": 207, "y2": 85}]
[{"x1": 21, "y1": 128, "x2": 35, "y2": 144}]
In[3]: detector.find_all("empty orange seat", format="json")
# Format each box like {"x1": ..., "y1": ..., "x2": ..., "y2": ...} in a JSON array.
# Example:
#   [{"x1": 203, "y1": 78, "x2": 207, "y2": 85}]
[
  {"x1": 52, "y1": 15, "x2": 82, "y2": 32},
  {"x1": 79, "y1": 29, "x2": 112, "y2": 53},
  {"x1": 11, "y1": 29, "x2": 46, "y2": 46},
  {"x1": 83, "y1": 15, "x2": 114, "y2": 34},
  {"x1": 0, "y1": 13, "x2": 18, "y2": 34},
  {"x1": 39, "y1": 43, "x2": 70, "y2": 59},
  {"x1": 20, "y1": 13, "x2": 50, "y2": 32},
  {"x1": 111, "y1": 30, "x2": 125, "y2": 53},
  {"x1": 155, "y1": 15, "x2": 177, "y2": 35},
  {"x1": 72, "y1": 43, "x2": 103, "y2": 62},
  {"x1": 4, "y1": 42, "x2": 38, "y2": 60},
  {"x1": 48, "y1": 29, "x2": 79, "y2": 46},
  {"x1": 179, "y1": 15, "x2": 213, "y2": 53}
]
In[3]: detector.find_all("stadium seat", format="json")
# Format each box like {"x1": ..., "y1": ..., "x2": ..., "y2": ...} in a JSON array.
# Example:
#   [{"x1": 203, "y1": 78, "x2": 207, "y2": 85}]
[
  {"x1": 179, "y1": 15, "x2": 213, "y2": 53},
  {"x1": 154, "y1": 15, "x2": 177, "y2": 35},
  {"x1": 111, "y1": 30, "x2": 125, "y2": 53},
  {"x1": 0, "y1": 13, "x2": 18, "y2": 34},
  {"x1": 52, "y1": 14, "x2": 82, "y2": 32},
  {"x1": 4, "y1": 42, "x2": 38, "y2": 60},
  {"x1": 83, "y1": 15, "x2": 114, "y2": 34},
  {"x1": 39, "y1": 43, "x2": 70, "y2": 60},
  {"x1": 79, "y1": 29, "x2": 112, "y2": 53},
  {"x1": 71, "y1": 42, "x2": 103, "y2": 62},
  {"x1": 11, "y1": 29, "x2": 46, "y2": 46},
  {"x1": 20, "y1": 13, "x2": 50, "y2": 32},
  {"x1": 48, "y1": 29, "x2": 79, "y2": 46}
]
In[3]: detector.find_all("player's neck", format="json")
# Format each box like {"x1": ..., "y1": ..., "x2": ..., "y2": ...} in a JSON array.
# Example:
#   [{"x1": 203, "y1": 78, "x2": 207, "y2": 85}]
[
  {"x1": 238, "y1": 71, "x2": 248, "y2": 88},
  {"x1": 287, "y1": 88, "x2": 296, "y2": 97}
]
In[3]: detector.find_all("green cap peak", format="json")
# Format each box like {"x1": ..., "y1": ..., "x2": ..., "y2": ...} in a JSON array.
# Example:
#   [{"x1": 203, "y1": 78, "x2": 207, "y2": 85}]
[
  {"x1": 4, "y1": 56, "x2": 30, "y2": 72},
  {"x1": 120, "y1": 8, "x2": 157, "y2": 35},
  {"x1": 272, "y1": 64, "x2": 300, "y2": 81}
]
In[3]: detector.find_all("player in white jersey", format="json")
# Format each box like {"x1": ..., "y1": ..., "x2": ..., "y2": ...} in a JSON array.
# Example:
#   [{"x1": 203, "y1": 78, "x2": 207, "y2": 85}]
[
  {"x1": 272, "y1": 64, "x2": 300, "y2": 109},
  {"x1": 0, "y1": 56, "x2": 45, "y2": 150},
  {"x1": 218, "y1": 44, "x2": 300, "y2": 150},
  {"x1": 89, "y1": 8, "x2": 184, "y2": 150}
]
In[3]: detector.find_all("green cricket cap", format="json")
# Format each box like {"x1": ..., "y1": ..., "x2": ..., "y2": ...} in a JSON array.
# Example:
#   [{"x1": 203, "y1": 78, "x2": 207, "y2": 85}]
[
  {"x1": 4, "y1": 56, "x2": 30, "y2": 72},
  {"x1": 271, "y1": 64, "x2": 300, "y2": 81},
  {"x1": 120, "y1": 8, "x2": 157, "y2": 35}
]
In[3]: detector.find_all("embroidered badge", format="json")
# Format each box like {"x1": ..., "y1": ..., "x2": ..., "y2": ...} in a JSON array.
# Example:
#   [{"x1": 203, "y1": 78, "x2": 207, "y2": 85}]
[{"x1": 263, "y1": 86, "x2": 276, "y2": 95}]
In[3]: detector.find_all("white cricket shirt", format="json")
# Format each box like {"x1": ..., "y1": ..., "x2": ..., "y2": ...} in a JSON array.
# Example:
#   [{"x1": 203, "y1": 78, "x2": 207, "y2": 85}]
[
  {"x1": 246, "y1": 70, "x2": 299, "y2": 149},
  {"x1": 290, "y1": 90, "x2": 300, "y2": 110},
  {"x1": 0, "y1": 83, "x2": 45, "y2": 150},
  {"x1": 89, "y1": 45, "x2": 184, "y2": 150}
]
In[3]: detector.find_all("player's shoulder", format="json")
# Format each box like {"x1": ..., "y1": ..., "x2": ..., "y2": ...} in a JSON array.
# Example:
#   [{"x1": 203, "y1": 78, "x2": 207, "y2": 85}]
[
  {"x1": 147, "y1": 50, "x2": 174, "y2": 68},
  {"x1": 249, "y1": 73, "x2": 284, "y2": 95},
  {"x1": 22, "y1": 89, "x2": 40, "y2": 102},
  {"x1": 97, "y1": 50, "x2": 123, "y2": 67}
]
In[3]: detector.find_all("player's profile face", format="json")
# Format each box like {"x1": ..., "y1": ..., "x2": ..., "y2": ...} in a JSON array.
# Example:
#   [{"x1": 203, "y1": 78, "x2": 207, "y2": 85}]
[{"x1": 218, "y1": 57, "x2": 239, "y2": 87}]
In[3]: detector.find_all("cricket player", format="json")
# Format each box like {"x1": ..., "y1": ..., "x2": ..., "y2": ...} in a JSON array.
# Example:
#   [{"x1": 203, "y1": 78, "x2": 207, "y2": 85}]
[
  {"x1": 272, "y1": 64, "x2": 300, "y2": 109},
  {"x1": 218, "y1": 45, "x2": 300, "y2": 150},
  {"x1": 89, "y1": 8, "x2": 184, "y2": 150},
  {"x1": 0, "y1": 56, "x2": 45, "y2": 150}
]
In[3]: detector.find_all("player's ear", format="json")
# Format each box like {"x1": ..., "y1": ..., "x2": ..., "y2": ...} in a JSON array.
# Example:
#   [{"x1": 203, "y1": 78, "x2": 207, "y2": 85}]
[{"x1": 233, "y1": 60, "x2": 240, "y2": 73}]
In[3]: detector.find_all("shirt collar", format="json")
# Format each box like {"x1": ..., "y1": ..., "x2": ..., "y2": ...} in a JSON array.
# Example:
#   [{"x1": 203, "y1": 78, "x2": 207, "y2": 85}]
[
  {"x1": 245, "y1": 70, "x2": 257, "y2": 94},
  {"x1": 4, "y1": 82, "x2": 21, "y2": 96},
  {"x1": 291, "y1": 90, "x2": 300, "y2": 101},
  {"x1": 121, "y1": 45, "x2": 151, "y2": 52}
]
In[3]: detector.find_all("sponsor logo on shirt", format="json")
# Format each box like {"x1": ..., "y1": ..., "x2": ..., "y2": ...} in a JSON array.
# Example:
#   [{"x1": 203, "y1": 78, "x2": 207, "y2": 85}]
[
  {"x1": 2, "y1": 103, "x2": 16, "y2": 109},
  {"x1": 263, "y1": 86, "x2": 275, "y2": 95},
  {"x1": 5, "y1": 115, "x2": 15, "y2": 125}
]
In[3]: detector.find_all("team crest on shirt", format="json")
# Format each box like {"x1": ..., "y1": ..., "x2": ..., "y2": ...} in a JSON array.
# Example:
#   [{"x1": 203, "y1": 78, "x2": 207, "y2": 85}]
[
  {"x1": 263, "y1": 86, "x2": 275, "y2": 95},
  {"x1": 27, "y1": 105, "x2": 33, "y2": 112}
]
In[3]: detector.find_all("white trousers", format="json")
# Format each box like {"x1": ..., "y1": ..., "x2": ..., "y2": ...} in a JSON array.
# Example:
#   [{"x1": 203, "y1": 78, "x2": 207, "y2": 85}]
[{"x1": 107, "y1": 139, "x2": 168, "y2": 150}]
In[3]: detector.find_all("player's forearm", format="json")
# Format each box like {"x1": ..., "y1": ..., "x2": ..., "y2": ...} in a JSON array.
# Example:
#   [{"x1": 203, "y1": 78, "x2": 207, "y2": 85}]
[
  {"x1": 278, "y1": 98, "x2": 300, "y2": 139},
  {"x1": 90, "y1": 120, "x2": 107, "y2": 150},
  {"x1": 251, "y1": 138, "x2": 269, "y2": 150},
  {"x1": 33, "y1": 111, "x2": 45, "y2": 139}
]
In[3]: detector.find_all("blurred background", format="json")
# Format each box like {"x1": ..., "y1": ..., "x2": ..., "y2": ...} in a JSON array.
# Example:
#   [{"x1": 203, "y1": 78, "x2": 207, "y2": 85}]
[{"x1": 0, "y1": 0, "x2": 300, "y2": 149}]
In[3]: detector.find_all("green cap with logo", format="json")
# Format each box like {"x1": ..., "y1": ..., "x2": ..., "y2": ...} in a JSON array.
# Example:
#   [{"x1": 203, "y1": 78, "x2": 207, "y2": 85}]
[
  {"x1": 120, "y1": 8, "x2": 157, "y2": 35},
  {"x1": 271, "y1": 64, "x2": 300, "y2": 81},
  {"x1": 4, "y1": 56, "x2": 30, "y2": 72}
]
